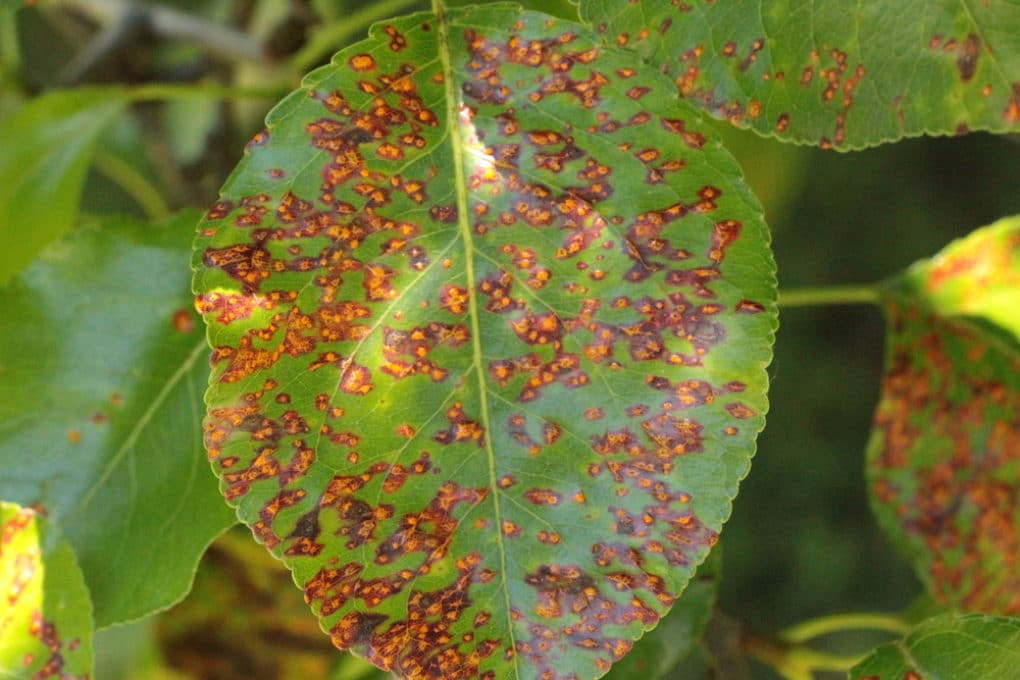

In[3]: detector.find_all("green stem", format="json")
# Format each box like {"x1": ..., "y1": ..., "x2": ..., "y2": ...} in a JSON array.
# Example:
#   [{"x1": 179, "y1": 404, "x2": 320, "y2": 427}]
[
  {"x1": 122, "y1": 81, "x2": 288, "y2": 103},
  {"x1": 747, "y1": 632, "x2": 873, "y2": 680},
  {"x1": 778, "y1": 284, "x2": 881, "y2": 308},
  {"x1": 288, "y1": 0, "x2": 426, "y2": 73},
  {"x1": 780, "y1": 612, "x2": 912, "y2": 643},
  {"x1": 92, "y1": 152, "x2": 170, "y2": 221}
]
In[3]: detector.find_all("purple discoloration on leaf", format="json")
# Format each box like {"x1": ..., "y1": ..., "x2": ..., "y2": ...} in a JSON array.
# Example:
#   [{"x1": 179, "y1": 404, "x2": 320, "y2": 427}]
[{"x1": 193, "y1": 5, "x2": 775, "y2": 679}]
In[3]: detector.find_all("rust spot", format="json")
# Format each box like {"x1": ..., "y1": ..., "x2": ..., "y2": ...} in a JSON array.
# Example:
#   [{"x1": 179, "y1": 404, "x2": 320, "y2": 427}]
[
  {"x1": 957, "y1": 33, "x2": 981, "y2": 82},
  {"x1": 1004, "y1": 83, "x2": 1020, "y2": 123},
  {"x1": 349, "y1": 54, "x2": 376, "y2": 71},
  {"x1": 173, "y1": 308, "x2": 195, "y2": 333}
]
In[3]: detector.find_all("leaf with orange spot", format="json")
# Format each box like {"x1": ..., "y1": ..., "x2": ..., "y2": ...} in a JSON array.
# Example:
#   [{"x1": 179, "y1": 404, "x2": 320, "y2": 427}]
[
  {"x1": 157, "y1": 528, "x2": 391, "y2": 680},
  {"x1": 579, "y1": 0, "x2": 1020, "y2": 149},
  {"x1": 0, "y1": 501, "x2": 93, "y2": 680},
  {"x1": 0, "y1": 212, "x2": 236, "y2": 627},
  {"x1": 850, "y1": 613, "x2": 1020, "y2": 680},
  {"x1": 868, "y1": 217, "x2": 1020, "y2": 615},
  {"x1": 193, "y1": 4, "x2": 775, "y2": 679},
  {"x1": 602, "y1": 549, "x2": 718, "y2": 679}
]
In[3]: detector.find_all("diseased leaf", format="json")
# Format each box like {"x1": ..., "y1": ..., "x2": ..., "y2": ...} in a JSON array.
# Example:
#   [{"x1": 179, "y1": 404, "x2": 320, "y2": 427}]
[
  {"x1": 850, "y1": 613, "x2": 1020, "y2": 680},
  {"x1": 158, "y1": 527, "x2": 390, "y2": 680},
  {"x1": 602, "y1": 549, "x2": 718, "y2": 680},
  {"x1": 868, "y1": 217, "x2": 1020, "y2": 614},
  {"x1": 579, "y1": 0, "x2": 1020, "y2": 149},
  {"x1": 0, "y1": 212, "x2": 236, "y2": 627},
  {"x1": 193, "y1": 4, "x2": 775, "y2": 679},
  {"x1": 0, "y1": 88, "x2": 125, "y2": 283},
  {"x1": 0, "y1": 501, "x2": 93, "y2": 680}
]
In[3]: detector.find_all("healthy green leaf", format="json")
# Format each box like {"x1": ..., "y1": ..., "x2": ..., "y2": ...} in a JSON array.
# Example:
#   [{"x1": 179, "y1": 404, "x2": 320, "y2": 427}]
[
  {"x1": 868, "y1": 217, "x2": 1020, "y2": 614},
  {"x1": 0, "y1": 88, "x2": 125, "y2": 283},
  {"x1": 850, "y1": 613, "x2": 1020, "y2": 680},
  {"x1": 194, "y1": 4, "x2": 776, "y2": 679},
  {"x1": 579, "y1": 0, "x2": 1020, "y2": 149},
  {"x1": 0, "y1": 211, "x2": 236, "y2": 627},
  {"x1": 0, "y1": 501, "x2": 93, "y2": 680}
]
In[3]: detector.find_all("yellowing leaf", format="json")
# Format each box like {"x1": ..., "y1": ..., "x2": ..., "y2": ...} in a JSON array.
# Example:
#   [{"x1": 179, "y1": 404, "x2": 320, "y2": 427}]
[
  {"x1": 0, "y1": 501, "x2": 93, "y2": 680},
  {"x1": 868, "y1": 217, "x2": 1020, "y2": 614}
]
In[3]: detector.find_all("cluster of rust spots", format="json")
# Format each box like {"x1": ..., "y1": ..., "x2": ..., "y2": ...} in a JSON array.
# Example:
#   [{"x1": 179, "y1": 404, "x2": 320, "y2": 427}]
[
  {"x1": 25, "y1": 610, "x2": 85, "y2": 680},
  {"x1": 670, "y1": 38, "x2": 769, "y2": 126},
  {"x1": 434, "y1": 402, "x2": 486, "y2": 446},
  {"x1": 381, "y1": 323, "x2": 469, "y2": 381},
  {"x1": 3, "y1": 508, "x2": 37, "y2": 609},
  {"x1": 929, "y1": 32, "x2": 984, "y2": 84},
  {"x1": 872, "y1": 311, "x2": 1020, "y2": 614},
  {"x1": 463, "y1": 29, "x2": 602, "y2": 108},
  {"x1": 514, "y1": 541, "x2": 689, "y2": 679},
  {"x1": 799, "y1": 48, "x2": 865, "y2": 148},
  {"x1": 1, "y1": 509, "x2": 87, "y2": 680},
  {"x1": 302, "y1": 484, "x2": 499, "y2": 679}
]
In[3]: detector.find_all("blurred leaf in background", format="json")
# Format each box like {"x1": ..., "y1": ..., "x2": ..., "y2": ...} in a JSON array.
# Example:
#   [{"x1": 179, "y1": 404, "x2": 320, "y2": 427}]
[
  {"x1": 0, "y1": 501, "x2": 94, "y2": 680},
  {"x1": 0, "y1": 212, "x2": 235, "y2": 627},
  {"x1": 0, "y1": 88, "x2": 125, "y2": 282},
  {"x1": 868, "y1": 217, "x2": 1020, "y2": 614}
]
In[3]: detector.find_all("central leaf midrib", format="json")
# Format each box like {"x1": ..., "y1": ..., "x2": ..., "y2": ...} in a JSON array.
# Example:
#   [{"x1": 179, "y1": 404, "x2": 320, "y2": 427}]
[{"x1": 433, "y1": 2, "x2": 520, "y2": 676}]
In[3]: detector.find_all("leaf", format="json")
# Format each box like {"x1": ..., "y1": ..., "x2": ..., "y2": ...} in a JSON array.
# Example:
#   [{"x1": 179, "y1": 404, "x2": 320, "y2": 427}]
[
  {"x1": 850, "y1": 613, "x2": 1020, "y2": 680},
  {"x1": 193, "y1": 4, "x2": 776, "y2": 679},
  {"x1": 157, "y1": 528, "x2": 390, "y2": 680},
  {"x1": 602, "y1": 549, "x2": 718, "y2": 680},
  {"x1": 0, "y1": 211, "x2": 236, "y2": 627},
  {"x1": 578, "y1": 0, "x2": 1020, "y2": 149},
  {"x1": 0, "y1": 501, "x2": 94, "y2": 680},
  {"x1": 867, "y1": 217, "x2": 1020, "y2": 614},
  {"x1": 0, "y1": 88, "x2": 126, "y2": 283}
]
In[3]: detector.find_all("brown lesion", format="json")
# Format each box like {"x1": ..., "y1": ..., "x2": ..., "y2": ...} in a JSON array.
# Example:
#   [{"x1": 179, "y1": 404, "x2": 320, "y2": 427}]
[
  {"x1": 1005, "y1": 83, "x2": 1020, "y2": 123},
  {"x1": 956, "y1": 33, "x2": 981, "y2": 82},
  {"x1": 203, "y1": 243, "x2": 284, "y2": 294},
  {"x1": 380, "y1": 323, "x2": 468, "y2": 382},
  {"x1": 433, "y1": 402, "x2": 486, "y2": 446}
]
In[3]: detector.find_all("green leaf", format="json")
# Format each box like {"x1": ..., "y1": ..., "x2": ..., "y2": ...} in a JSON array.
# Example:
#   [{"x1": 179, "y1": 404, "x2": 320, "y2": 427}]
[
  {"x1": 0, "y1": 501, "x2": 94, "y2": 680},
  {"x1": 867, "y1": 217, "x2": 1020, "y2": 614},
  {"x1": 850, "y1": 613, "x2": 1020, "y2": 680},
  {"x1": 0, "y1": 88, "x2": 126, "y2": 283},
  {"x1": 194, "y1": 4, "x2": 776, "y2": 679},
  {"x1": 579, "y1": 0, "x2": 1020, "y2": 149},
  {"x1": 0, "y1": 211, "x2": 236, "y2": 627}
]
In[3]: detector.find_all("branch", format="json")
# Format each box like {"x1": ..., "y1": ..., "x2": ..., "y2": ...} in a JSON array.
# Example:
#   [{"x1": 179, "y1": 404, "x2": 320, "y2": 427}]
[{"x1": 59, "y1": 0, "x2": 267, "y2": 66}]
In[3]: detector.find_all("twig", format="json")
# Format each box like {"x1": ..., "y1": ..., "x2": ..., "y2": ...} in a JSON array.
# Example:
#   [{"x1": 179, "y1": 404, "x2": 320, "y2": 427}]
[{"x1": 59, "y1": 0, "x2": 267, "y2": 65}]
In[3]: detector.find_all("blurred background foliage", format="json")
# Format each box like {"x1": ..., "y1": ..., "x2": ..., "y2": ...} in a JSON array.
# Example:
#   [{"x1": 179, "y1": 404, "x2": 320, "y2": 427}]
[{"x1": 2, "y1": 0, "x2": 1018, "y2": 678}]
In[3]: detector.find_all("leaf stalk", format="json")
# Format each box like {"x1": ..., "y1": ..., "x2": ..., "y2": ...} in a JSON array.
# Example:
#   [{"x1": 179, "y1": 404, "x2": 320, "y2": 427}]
[{"x1": 778, "y1": 284, "x2": 881, "y2": 308}]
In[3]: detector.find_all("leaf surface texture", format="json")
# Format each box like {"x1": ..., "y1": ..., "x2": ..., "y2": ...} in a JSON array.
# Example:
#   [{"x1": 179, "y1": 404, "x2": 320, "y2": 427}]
[{"x1": 194, "y1": 5, "x2": 776, "y2": 678}]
